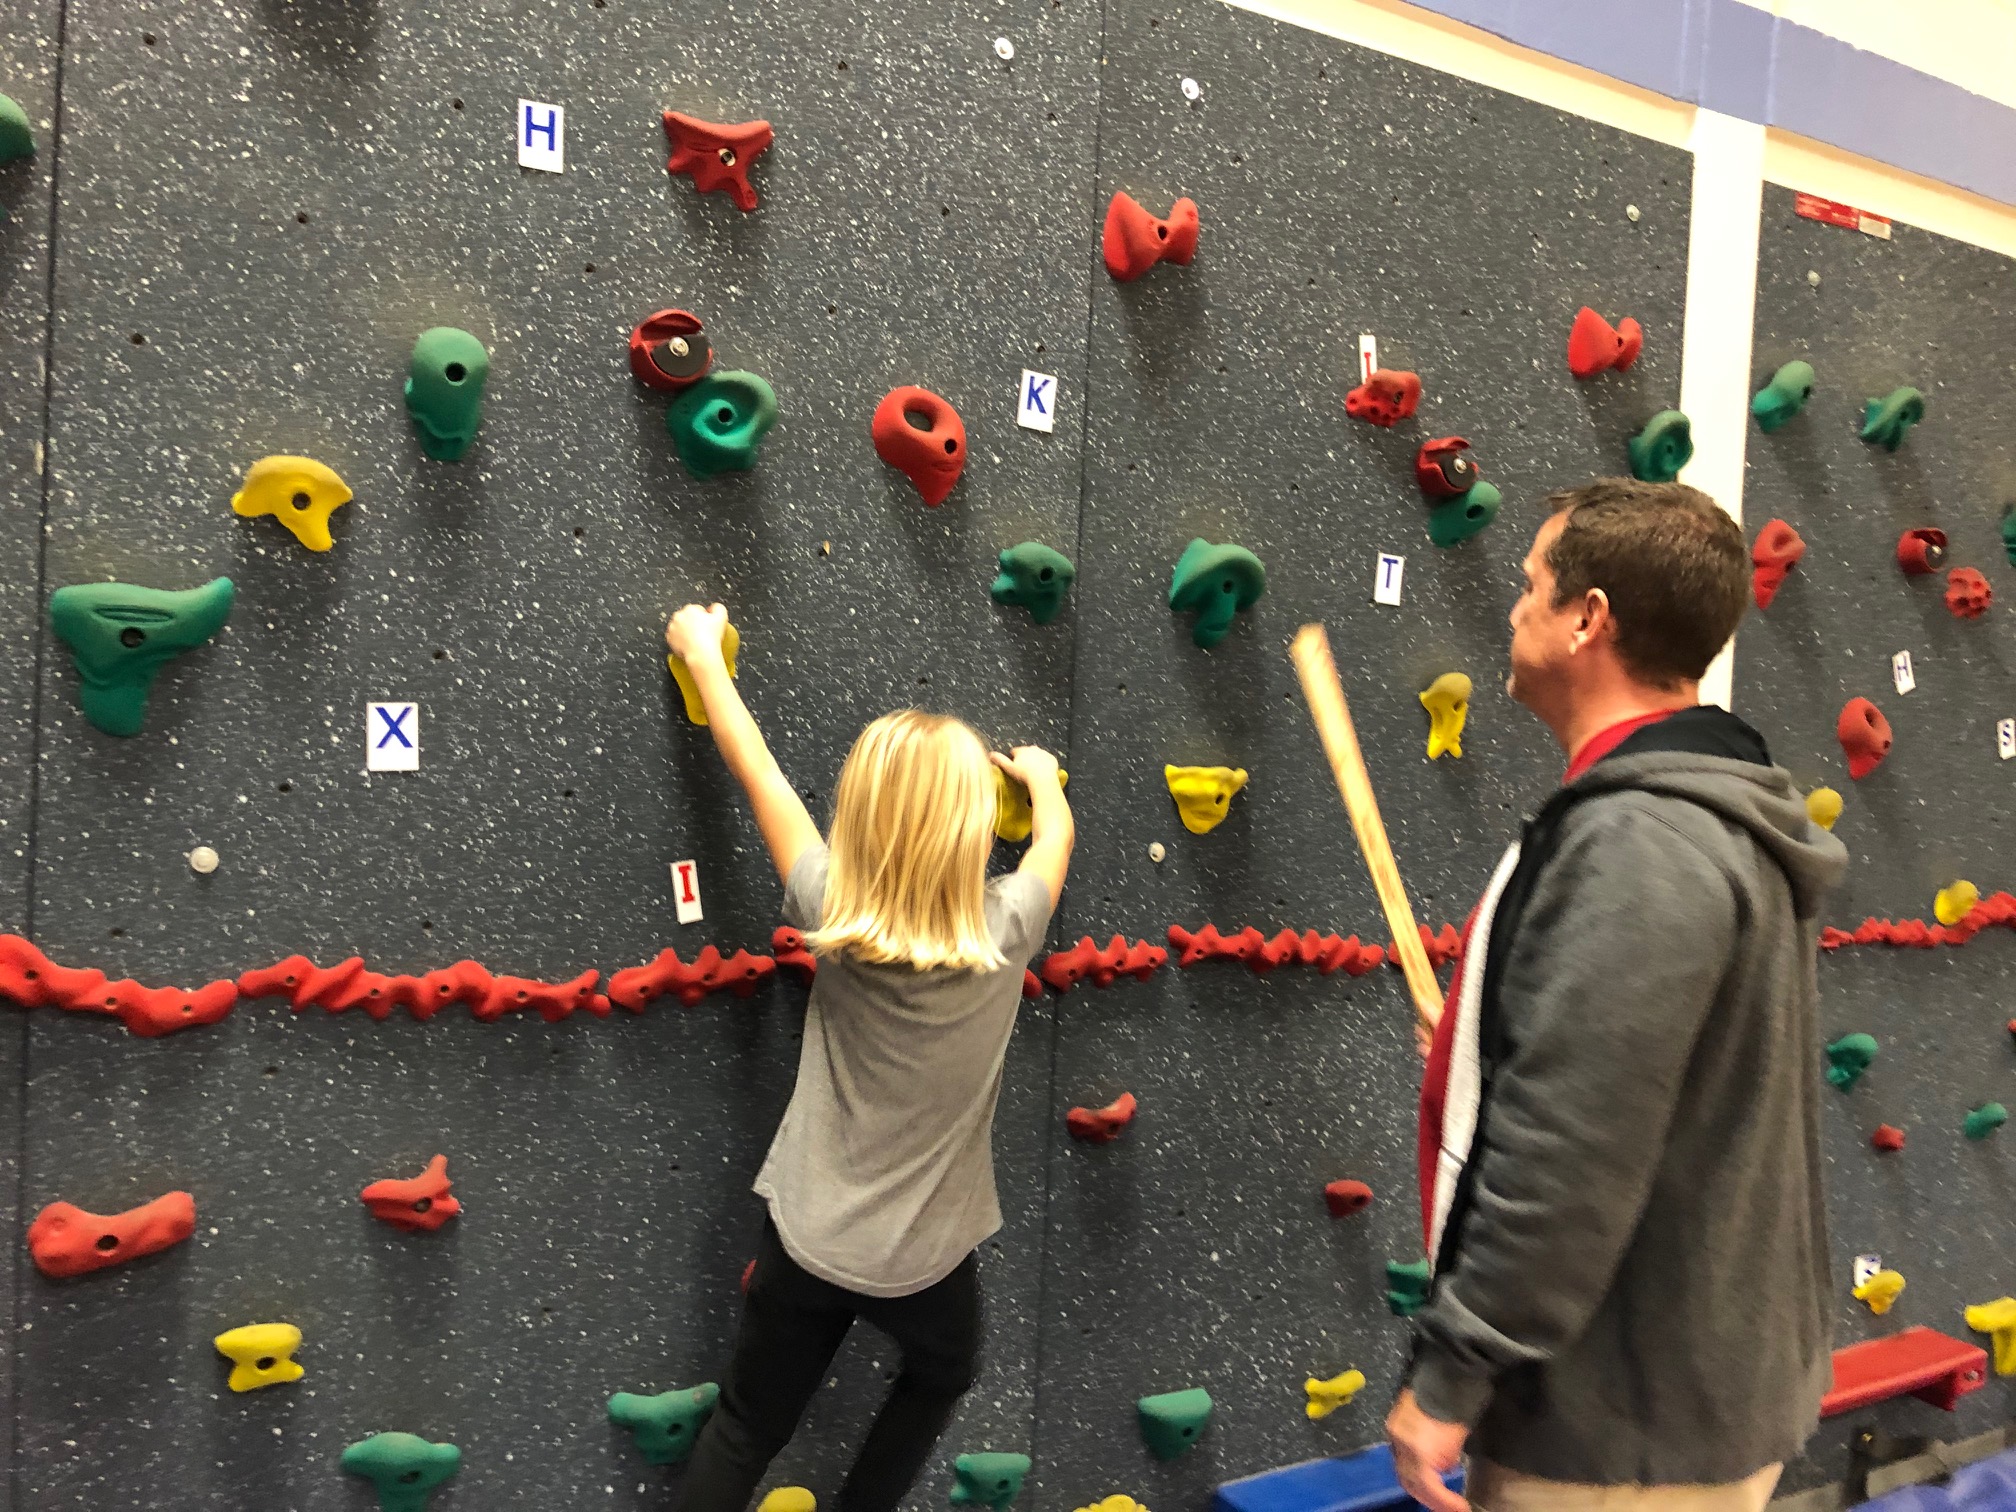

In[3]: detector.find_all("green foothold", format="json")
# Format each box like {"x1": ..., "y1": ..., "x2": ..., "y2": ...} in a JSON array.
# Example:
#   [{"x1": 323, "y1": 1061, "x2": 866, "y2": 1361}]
[
  {"x1": 404, "y1": 327, "x2": 489, "y2": 462},
  {"x1": 1385, "y1": 1257, "x2": 1433, "y2": 1317},
  {"x1": 608, "y1": 1382, "x2": 719, "y2": 1465},
  {"x1": 1824, "y1": 1032, "x2": 1879, "y2": 1091},
  {"x1": 0, "y1": 93, "x2": 33, "y2": 161},
  {"x1": 49, "y1": 578, "x2": 235, "y2": 737},
  {"x1": 949, "y1": 1451, "x2": 1032, "y2": 1507},
  {"x1": 1426, "y1": 480, "x2": 1502, "y2": 549},
  {"x1": 991, "y1": 542, "x2": 1077, "y2": 625},
  {"x1": 340, "y1": 1432, "x2": 461, "y2": 1512},
  {"x1": 1136, "y1": 1387, "x2": 1213, "y2": 1461},
  {"x1": 2001, "y1": 505, "x2": 2016, "y2": 569},
  {"x1": 1168, "y1": 538, "x2": 1265, "y2": 648},
  {"x1": 1627, "y1": 409, "x2": 1694, "y2": 482},
  {"x1": 1966, "y1": 1102, "x2": 2009, "y2": 1141},
  {"x1": 1751, "y1": 360, "x2": 1815, "y2": 433},
  {"x1": 667, "y1": 370, "x2": 779, "y2": 477},
  {"x1": 1860, "y1": 386, "x2": 1925, "y2": 452}
]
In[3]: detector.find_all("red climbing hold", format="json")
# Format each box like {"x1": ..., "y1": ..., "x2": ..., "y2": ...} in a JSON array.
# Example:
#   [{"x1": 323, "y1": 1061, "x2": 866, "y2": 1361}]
[
  {"x1": 1414, "y1": 437, "x2": 1481, "y2": 500},
  {"x1": 1065, "y1": 1092, "x2": 1137, "y2": 1143},
  {"x1": 0, "y1": 933, "x2": 107, "y2": 1008},
  {"x1": 1945, "y1": 566, "x2": 1992, "y2": 620},
  {"x1": 28, "y1": 1190, "x2": 195, "y2": 1278},
  {"x1": 1391, "y1": 923, "x2": 1462, "y2": 970},
  {"x1": 871, "y1": 386, "x2": 966, "y2": 506},
  {"x1": 1323, "y1": 1179, "x2": 1374, "y2": 1217},
  {"x1": 1871, "y1": 1124, "x2": 1906, "y2": 1152},
  {"x1": 1565, "y1": 307, "x2": 1643, "y2": 380},
  {"x1": 1022, "y1": 969, "x2": 1042, "y2": 999},
  {"x1": 1751, "y1": 519, "x2": 1805, "y2": 610},
  {"x1": 1896, "y1": 527, "x2": 1947, "y2": 576},
  {"x1": 0, "y1": 935, "x2": 235, "y2": 1036},
  {"x1": 359, "y1": 1154, "x2": 461, "y2": 1233},
  {"x1": 239, "y1": 955, "x2": 398, "y2": 1019},
  {"x1": 1039, "y1": 936, "x2": 1165, "y2": 994},
  {"x1": 472, "y1": 969, "x2": 604, "y2": 1023},
  {"x1": 1837, "y1": 698, "x2": 1892, "y2": 780},
  {"x1": 1818, "y1": 927, "x2": 1855, "y2": 951},
  {"x1": 772, "y1": 927, "x2": 817, "y2": 986},
  {"x1": 1167, "y1": 924, "x2": 1266, "y2": 967},
  {"x1": 629, "y1": 308, "x2": 712, "y2": 392},
  {"x1": 741, "y1": 1257, "x2": 756, "y2": 1294},
  {"x1": 608, "y1": 946, "x2": 776, "y2": 1011},
  {"x1": 1345, "y1": 370, "x2": 1421, "y2": 428},
  {"x1": 662, "y1": 111, "x2": 773, "y2": 212},
  {"x1": 1102, "y1": 191, "x2": 1199, "y2": 281}
]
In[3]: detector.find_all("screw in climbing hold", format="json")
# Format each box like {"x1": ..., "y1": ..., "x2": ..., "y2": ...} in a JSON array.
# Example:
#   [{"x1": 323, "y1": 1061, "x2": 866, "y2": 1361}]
[
  {"x1": 1164, "y1": 765, "x2": 1247, "y2": 834},
  {"x1": 667, "y1": 371, "x2": 779, "y2": 477},
  {"x1": 1966, "y1": 1102, "x2": 2008, "y2": 1140},
  {"x1": 1344, "y1": 368, "x2": 1421, "y2": 427},
  {"x1": 990, "y1": 542, "x2": 1076, "y2": 624},
  {"x1": 1934, "y1": 881, "x2": 1980, "y2": 927},
  {"x1": 1385, "y1": 1258, "x2": 1432, "y2": 1316},
  {"x1": 1896, "y1": 527, "x2": 1947, "y2": 576},
  {"x1": 629, "y1": 308, "x2": 713, "y2": 392},
  {"x1": 1137, "y1": 1388, "x2": 1213, "y2": 1460},
  {"x1": 1804, "y1": 787, "x2": 1842, "y2": 832},
  {"x1": 1303, "y1": 1369, "x2": 1365, "y2": 1419},
  {"x1": 1419, "y1": 674, "x2": 1470, "y2": 760},
  {"x1": 49, "y1": 578, "x2": 235, "y2": 738},
  {"x1": 1750, "y1": 520, "x2": 1805, "y2": 610},
  {"x1": 404, "y1": 327, "x2": 489, "y2": 462},
  {"x1": 188, "y1": 846, "x2": 220, "y2": 874},
  {"x1": 608, "y1": 1383, "x2": 720, "y2": 1465},
  {"x1": 230, "y1": 455, "x2": 353, "y2": 551},
  {"x1": 1750, "y1": 360, "x2": 1814, "y2": 433},
  {"x1": 1103, "y1": 191, "x2": 1200, "y2": 281},
  {"x1": 872, "y1": 385, "x2": 967, "y2": 505},
  {"x1": 950, "y1": 1452, "x2": 1032, "y2": 1507},
  {"x1": 1627, "y1": 409, "x2": 1693, "y2": 482},
  {"x1": 1167, "y1": 539, "x2": 1264, "y2": 648},
  {"x1": 1825, "y1": 1033, "x2": 1878, "y2": 1091},
  {"x1": 1859, "y1": 387, "x2": 1925, "y2": 451},
  {"x1": 1836, "y1": 697, "x2": 1892, "y2": 780},
  {"x1": 340, "y1": 1432, "x2": 461, "y2": 1512},
  {"x1": 1852, "y1": 1269, "x2": 1906, "y2": 1316},
  {"x1": 1565, "y1": 308, "x2": 1643, "y2": 380},
  {"x1": 663, "y1": 112, "x2": 774, "y2": 211},
  {"x1": 1965, "y1": 1297, "x2": 2016, "y2": 1375},
  {"x1": 214, "y1": 1323, "x2": 304, "y2": 1392}
]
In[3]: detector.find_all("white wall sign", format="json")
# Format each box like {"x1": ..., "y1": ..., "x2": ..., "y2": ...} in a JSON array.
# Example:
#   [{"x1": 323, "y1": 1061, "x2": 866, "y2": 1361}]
[
  {"x1": 1999, "y1": 718, "x2": 2015, "y2": 761},
  {"x1": 518, "y1": 99, "x2": 565, "y2": 172},
  {"x1": 1891, "y1": 650, "x2": 1915, "y2": 695},
  {"x1": 1016, "y1": 369, "x2": 1057, "y2": 433},
  {"x1": 1358, "y1": 333, "x2": 1378, "y2": 381},
  {"x1": 366, "y1": 702, "x2": 419, "y2": 772},
  {"x1": 1373, "y1": 552, "x2": 1405, "y2": 606},
  {"x1": 670, "y1": 860, "x2": 704, "y2": 924}
]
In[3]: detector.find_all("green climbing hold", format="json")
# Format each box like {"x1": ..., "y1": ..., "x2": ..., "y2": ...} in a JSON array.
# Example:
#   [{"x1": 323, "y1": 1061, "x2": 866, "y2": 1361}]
[
  {"x1": 1168, "y1": 539, "x2": 1265, "y2": 648},
  {"x1": 405, "y1": 327, "x2": 489, "y2": 462},
  {"x1": 1426, "y1": 480, "x2": 1502, "y2": 549},
  {"x1": 609, "y1": 1382, "x2": 719, "y2": 1465},
  {"x1": 1860, "y1": 386, "x2": 1925, "y2": 452},
  {"x1": 949, "y1": 1451, "x2": 1032, "y2": 1507},
  {"x1": 2001, "y1": 505, "x2": 2016, "y2": 569},
  {"x1": 1386, "y1": 1257, "x2": 1433, "y2": 1317},
  {"x1": 340, "y1": 1432, "x2": 461, "y2": 1512},
  {"x1": 667, "y1": 370, "x2": 779, "y2": 477},
  {"x1": 0, "y1": 93, "x2": 33, "y2": 161},
  {"x1": 991, "y1": 543, "x2": 1076, "y2": 625},
  {"x1": 1751, "y1": 360, "x2": 1815, "y2": 433},
  {"x1": 1825, "y1": 1032, "x2": 1879, "y2": 1091},
  {"x1": 1627, "y1": 410, "x2": 1693, "y2": 483},
  {"x1": 1966, "y1": 1102, "x2": 2009, "y2": 1141},
  {"x1": 1136, "y1": 1387, "x2": 1213, "y2": 1461},
  {"x1": 49, "y1": 578, "x2": 234, "y2": 737}
]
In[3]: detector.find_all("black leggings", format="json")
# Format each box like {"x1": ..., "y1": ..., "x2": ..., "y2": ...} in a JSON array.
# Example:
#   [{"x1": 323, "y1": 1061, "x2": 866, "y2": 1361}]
[{"x1": 676, "y1": 1217, "x2": 984, "y2": 1512}]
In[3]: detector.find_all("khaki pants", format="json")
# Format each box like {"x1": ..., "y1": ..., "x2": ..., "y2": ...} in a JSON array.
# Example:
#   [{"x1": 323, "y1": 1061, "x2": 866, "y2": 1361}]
[{"x1": 1468, "y1": 1459, "x2": 1782, "y2": 1512}]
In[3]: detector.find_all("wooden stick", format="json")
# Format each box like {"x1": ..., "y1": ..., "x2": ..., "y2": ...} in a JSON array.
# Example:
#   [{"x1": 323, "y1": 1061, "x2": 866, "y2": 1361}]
[{"x1": 1290, "y1": 623, "x2": 1445, "y2": 1033}]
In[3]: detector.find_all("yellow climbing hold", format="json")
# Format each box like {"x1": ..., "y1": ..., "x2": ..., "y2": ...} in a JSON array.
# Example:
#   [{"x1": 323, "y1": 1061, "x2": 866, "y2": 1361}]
[
  {"x1": 1419, "y1": 673, "x2": 1471, "y2": 760},
  {"x1": 1935, "y1": 880, "x2": 1980, "y2": 927},
  {"x1": 757, "y1": 1491, "x2": 815, "y2": 1512},
  {"x1": 1074, "y1": 1498, "x2": 1148, "y2": 1512},
  {"x1": 230, "y1": 455, "x2": 353, "y2": 552},
  {"x1": 994, "y1": 766, "x2": 1068, "y2": 842},
  {"x1": 1965, "y1": 1296, "x2": 2016, "y2": 1375},
  {"x1": 668, "y1": 619, "x2": 739, "y2": 726},
  {"x1": 213, "y1": 1322, "x2": 304, "y2": 1392},
  {"x1": 1805, "y1": 786, "x2": 1842, "y2": 831},
  {"x1": 1165, "y1": 765, "x2": 1248, "y2": 834},
  {"x1": 1303, "y1": 1368, "x2": 1366, "y2": 1419},
  {"x1": 1853, "y1": 1269, "x2": 1907, "y2": 1316}
]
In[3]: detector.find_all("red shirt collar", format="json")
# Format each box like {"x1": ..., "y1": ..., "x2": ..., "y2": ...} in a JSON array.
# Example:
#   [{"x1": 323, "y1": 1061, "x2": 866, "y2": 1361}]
[{"x1": 1563, "y1": 709, "x2": 1676, "y2": 784}]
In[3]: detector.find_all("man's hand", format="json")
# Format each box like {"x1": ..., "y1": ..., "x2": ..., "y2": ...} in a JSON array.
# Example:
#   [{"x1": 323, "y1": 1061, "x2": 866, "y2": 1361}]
[
  {"x1": 1387, "y1": 1388, "x2": 1471, "y2": 1512},
  {"x1": 990, "y1": 745, "x2": 1061, "y2": 790},
  {"x1": 666, "y1": 602, "x2": 729, "y2": 664}
]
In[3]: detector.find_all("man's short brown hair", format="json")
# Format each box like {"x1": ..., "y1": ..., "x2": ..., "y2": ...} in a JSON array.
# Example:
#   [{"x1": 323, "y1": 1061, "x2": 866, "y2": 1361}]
[{"x1": 1543, "y1": 478, "x2": 1748, "y2": 687}]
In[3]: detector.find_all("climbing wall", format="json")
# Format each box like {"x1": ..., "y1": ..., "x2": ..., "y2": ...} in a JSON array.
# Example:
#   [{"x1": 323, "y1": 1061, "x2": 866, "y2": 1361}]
[{"x1": 1739, "y1": 183, "x2": 2016, "y2": 1494}]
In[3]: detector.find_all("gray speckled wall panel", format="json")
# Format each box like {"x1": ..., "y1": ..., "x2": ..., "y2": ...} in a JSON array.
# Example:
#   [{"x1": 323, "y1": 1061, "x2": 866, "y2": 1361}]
[
  {"x1": 1739, "y1": 184, "x2": 2016, "y2": 1493},
  {"x1": 1030, "y1": 2, "x2": 1691, "y2": 1501}
]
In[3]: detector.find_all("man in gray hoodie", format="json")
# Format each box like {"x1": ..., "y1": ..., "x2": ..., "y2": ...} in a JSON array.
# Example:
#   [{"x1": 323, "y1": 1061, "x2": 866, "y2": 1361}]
[{"x1": 1388, "y1": 479, "x2": 1848, "y2": 1511}]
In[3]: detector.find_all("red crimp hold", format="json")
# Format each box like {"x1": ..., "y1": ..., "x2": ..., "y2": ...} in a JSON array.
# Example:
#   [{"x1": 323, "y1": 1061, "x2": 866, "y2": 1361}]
[
  {"x1": 1324, "y1": 1179, "x2": 1374, "y2": 1217},
  {"x1": 410, "y1": 959, "x2": 497, "y2": 1021},
  {"x1": 1022, "y1": 969, "x2": 1042, "y2": 999},
  {"x1": 871, "y1": 386, "x2": 967, "y2": 506},
  {"x1": 1945, "y1": 566, "x2": 1992, "y2": 620},
  {"x1": 1066, "y1": 1092, "x2": 1137, "y2": 1144},
  {"x1": 772, "y1": 928, "x2": 817, "y2": 985},
  {"x1": 1345, "y1": 369, "x2": 1421, "y2": 428},
  {"x1": 608, "y1": 946, "x2": 777, "y2": 1011},
  {"x1": 1414, "y1": 437, "x2": 1480, "y2": 500},
  {"x1": 239, "y1": 955, "x2": 398, "y2": 1020},
  {"x1": 1565, "y1": 306, "x2": 1643, "y2": 380},
  {"x1": 1256, "y1": 929, "x2": 1384, "y2": 977},
  {"x1": 1751, "y1": 519, "x2": 1806, "y2": 610},
  {"x1": 1871, "y1": 1124, "x2": 1907, "y2": 1152},
  {"x1": 1391, "y1": 923, "x2": 1462, "y2": 970},
  {"x1": 1039, "y1": 936, "x2": 1166, "y2": 994},
  {"x1": 1819, "y1": 927, "x2": 1855, "y2": 951},
  {"x1": 628, "y1": 308, "x2": 711, "y2": 392},
  {"x1": 472, "y1": 969, "x2": 604, "y2": 1023},
  {"x1": 1167, "y1": 923, "x2": 1266, "y2": 967},
  {"x1": 1896, "y1": 527, "x2": 1947, "y2": 576},
  {"x1": 359, "y1": 1154, "x2": 461, "y2": 1233},
  {"x1": 28, "y1": 1190, "x2": 196, "y2": 1278},
  {"x1": 1837, "y1": 697, "x2": 1892, "y2": 780},
  {"x1": 663, "y1": 111, "x2": 773, "y2": 212},
  {"x1": 0, "y1": 934, "x2": 235, "y2": 1037},
  {"x1": 1102, "y1": 190, "x2": 1199, "y2": 281}
]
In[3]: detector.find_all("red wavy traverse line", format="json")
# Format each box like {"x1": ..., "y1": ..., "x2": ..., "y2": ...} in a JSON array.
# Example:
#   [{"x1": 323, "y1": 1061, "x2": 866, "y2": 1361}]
[{"x1": 1820, "y1": 891, "x2": 2016, "y2": 951}]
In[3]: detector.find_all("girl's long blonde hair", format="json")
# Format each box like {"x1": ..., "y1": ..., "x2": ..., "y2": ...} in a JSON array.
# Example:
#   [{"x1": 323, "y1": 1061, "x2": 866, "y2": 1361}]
[{"x1": 802, "y1": 710, "x2": 1005, "y2": 973}]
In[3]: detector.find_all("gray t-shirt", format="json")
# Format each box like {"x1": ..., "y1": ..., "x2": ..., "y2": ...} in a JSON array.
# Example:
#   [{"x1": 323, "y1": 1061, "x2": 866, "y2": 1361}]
[{"x1": 754, "y1": 842, "x2": 1054, "y2": 1296}]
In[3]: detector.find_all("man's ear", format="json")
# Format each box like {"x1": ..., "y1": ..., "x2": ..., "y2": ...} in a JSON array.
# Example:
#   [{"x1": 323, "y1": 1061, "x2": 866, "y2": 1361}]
[{"x1": 1571, "y1": 587, "x2": 1612, "y2": 650}]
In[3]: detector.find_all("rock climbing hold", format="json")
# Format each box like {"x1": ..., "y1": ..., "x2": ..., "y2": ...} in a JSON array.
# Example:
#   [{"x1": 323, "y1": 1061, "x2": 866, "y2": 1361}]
[
  {"x1": 1806, "y1": 787, "x2": 1842, "y2": 831},
  {"x1": 1323, "y1": 1180, "x2": 1373, "y2": 1217},
  {"x1": 1750, "y1": 520, "x2": 1805, "y2": 610},
  {"x1": 872, "y1": 386, "x2": 966, "y2": 505},
  {"x1": 214, "y1": 1323, "x2": 305, "y2": 1392},
  {"x1": 1935, "y1": 881, "x2": 1980, "y2": 927},
  {"x1": 1164, "y1": 765, "x2": 1248, "y2": 834},
  {"x1": 49, "y1": 577, "x2": 234, "y2": 737},
  {"x1": 667, "y1": 370, "x2": 779, "y2": 477},
  {"x1": 669, "y1": 619, "x2": 739, "y2": 727},
  {"x1": 1896, "y1": 527, "x2": 1948, "y2": 576},
  {"x1": 359, "y1": 1154, "x2": 461, "y2": 1233},
  {"x1": 0, "y1": 93, "x2": 33, "y2": 160},
  {"x1": 1066, "y1": 1092, "x2": 1136, "y2": 1143},
  {"x1": 405, "y1": 327, "x2": 488, "y2": 462},
  {"x1": 1344, "y1": 369, "x2": 1421, "y2": 428},
  {"x1": 1413, "y1": 437, "x2": 1480, "y2": 500},
  {"x1": 1826, "y1": 1033, "x2": 1878, "y2": 1091},
  {"x1": 773, "y1": 927, "x2": 817, "y2": 985},
  {"x1": 1837, "y1": 698, "x2": 1892, "y2": 780},
  {"x1": 231, "y1": 456, "x2": 353, "y2": 552},
  {"x1": 1965, "y1": 1298, "x2": 2016, "y2": 1376},
  {"x1": 1945, "y1": 566, "x2": 1992, "y2": 620},
  {"x1": 1042, "y1": 937, "x2": 1164, "y2": 993},
  {"x1": 1303, "y1": 1369, "x2": 1365, "y2": 1420},
  {"x1": 1102, "y1": 191, "x2": 1199, "y2": 281},
  {"x1": 1627, "y1": 410, "x2": 1693, "y2": 482},
  {"x1": 1419, "y1": 673, "x2": 1470, "y2": 760},
  {"x1": 1137, "y1": 1388, "x2": 1212, "y2": 1460},
  {"x1": 629, "y1": 308, "x2": 713, "y2": 392},
  {"x1": 950, "y1": 1452, "x2": 1032, "y2": 1507},
  {"x1": 1751, "y1": 360, "x2": 1815, "y2": 432},
  {"x1": 28, "y1": 1190, "x2": 195, "y2": 1278},
  {"x1": 608, "y1": 945, "x2": 776, "y2": 1010},
  {"x1": 663, "y1": 111, "x2": 773, "y2": 212},
  {"x1": 1385, "y1": 1258, "x2": 1432, "y2": 1317},
  {"x1": 1854, "y1": 1269, "x2": 1907, "y2": 1316},
  {"x1": 1168, "y1": 539, "x2": 1265, "y2": 647},
  {"x1": 1074, "y1": 1498, "x2": 1145, "y2": 1512},
  {"x1": 341, "y1": 1432, "x2": 461, "y2": 1512},
  {"x1": 1871, "y1": 1124, "x2": 1906, "y2": 1152},
  {"x1": 2003, "y1": 505, "x2": 2016, "y2": 568},
  {"x1": 609, "y1": 1383, "x2": 720, "y2": 1465},
  {"x1": 991, "y1": 543, "x2": 1076, "y2": 625},
  {"x1": 1860, "y1": 387, "x2": 1925, "y2": 451},
  {"x1": 1565, "y1": 307, "x2": 1643, "y2": 380},
  {"x1": 759, "y1": 1490, "x2": 815, "y2": 1512},
  {"x1": 1966, "y1": 1102, "x2": 2008, "y2": 1140},
  {"x1": 1426, "y1": 480, "x2": 1501, "y2": 548},
  {"x1": 994, "y1": 766, "x2": 1067, "y2": 843},
  {"x1": 189, "y1": 845, "x2": 220, "y2": 874}
]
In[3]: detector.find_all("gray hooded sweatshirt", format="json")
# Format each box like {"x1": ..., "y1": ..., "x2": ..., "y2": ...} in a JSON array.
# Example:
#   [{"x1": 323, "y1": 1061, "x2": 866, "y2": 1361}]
[{"x1": 1408, "y1": 706, "x2": 1849, "y2": 1485}]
